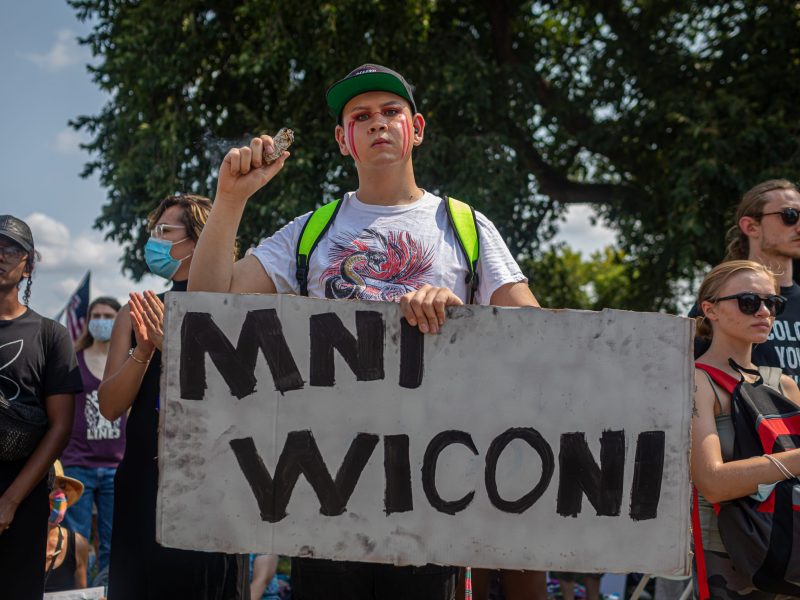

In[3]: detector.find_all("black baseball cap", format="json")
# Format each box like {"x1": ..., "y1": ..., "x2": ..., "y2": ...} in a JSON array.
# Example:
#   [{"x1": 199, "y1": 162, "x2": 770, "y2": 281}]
[
  {"x1": 326, "y1": 64, "x2": 417, "y2": 123},
  {"x1": 0, "y1": 215, "x2": 34, "y2": 253}
]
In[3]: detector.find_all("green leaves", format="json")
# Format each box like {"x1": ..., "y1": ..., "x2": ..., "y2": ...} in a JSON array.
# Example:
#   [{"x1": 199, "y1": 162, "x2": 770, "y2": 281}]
[
  {"x1": 70, "y1": 0, "x2": 800, "y2": 309},
  {"x1": 524, "y1": 244, "x2": 647, "y2": 311}
]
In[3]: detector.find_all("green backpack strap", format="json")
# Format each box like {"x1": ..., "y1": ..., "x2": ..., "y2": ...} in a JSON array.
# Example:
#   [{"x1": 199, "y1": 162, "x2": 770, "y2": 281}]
[
  {"x1": 294, "y1": 195, "x2": 479, "y2": 301},
  {"x1": 295, "y1": 199, "x2": 342, "y2": 296},
  {"x1": 444, "y1": 196, "x2": 480, "y2": 304}
]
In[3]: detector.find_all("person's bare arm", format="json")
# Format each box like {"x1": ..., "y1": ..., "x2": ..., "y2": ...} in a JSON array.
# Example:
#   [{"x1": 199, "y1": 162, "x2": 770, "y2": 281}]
[
  {"x1": 189, "y1": 135, "x2": 288, "y2": 294},
  {"x1": 250, "y1": 554, "x2": 279, "y2": 600},
  {"x1": 229, "y1": 255, "x2": 278, "y2": 294},
  {"x1": 98, "y1": 305, "x2": 153, "y2": 421},
  {"x1": 74, "y1": 531, "x2": 89, "y2": 588},
  {"x1": 0, "y1": 393, "x2": 74, "y2": 534},
  {"x1": 489, "y1": 281, "x2": 540, "y2": 308},
  {"x1": 692, "y1": 370, "x2": 800, "y2": 503},
  {"x1": 780, "y1": 374, "x2": 800, "y2": 406}
]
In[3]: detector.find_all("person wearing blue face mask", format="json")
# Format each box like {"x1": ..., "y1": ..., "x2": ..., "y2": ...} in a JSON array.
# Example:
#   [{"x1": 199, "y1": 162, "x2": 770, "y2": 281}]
[
  {"x1": 98, "y1": 195, "x2": 247, "y2": 600},
  {"x1": 144, "y1": 223, "x2": 195, "y2": 279},
  {"x1": 60, "y1": 296, "x2": 122, "y2": 586}
]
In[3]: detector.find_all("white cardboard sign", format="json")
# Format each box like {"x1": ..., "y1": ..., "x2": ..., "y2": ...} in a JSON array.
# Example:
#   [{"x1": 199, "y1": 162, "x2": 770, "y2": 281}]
[
  {"x1": 43, "y1": 587, "x2": 105, "y2": 599},
  {"x1": 156, "y1": 293, "x2": 693, "y2": 575}
]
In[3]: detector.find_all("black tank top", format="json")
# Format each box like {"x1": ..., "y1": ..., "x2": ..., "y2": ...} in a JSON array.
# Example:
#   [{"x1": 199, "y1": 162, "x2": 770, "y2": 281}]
[
  {"x1": 44, "y1": 527, "x2": 76, "y2": 592},
  {"x1": 108, "y1": 279, "x2": 247, "y2": 599}
]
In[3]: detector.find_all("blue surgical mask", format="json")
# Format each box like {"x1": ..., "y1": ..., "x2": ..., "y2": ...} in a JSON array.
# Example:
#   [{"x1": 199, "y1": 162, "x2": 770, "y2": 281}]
[
  {"x1": 750, "y1": 481, "x2": 778, "y2": 502},
  {"x1": 144, "y1": 237, "x2": 192, "y2": 280},
  {"x1": 88, "y1": 318, "x2": 114, "y2": 342}
]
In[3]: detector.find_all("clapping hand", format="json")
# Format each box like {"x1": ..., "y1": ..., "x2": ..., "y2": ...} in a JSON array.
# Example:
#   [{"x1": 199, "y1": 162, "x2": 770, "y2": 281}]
[{"x1": 129, "y1": 291, "x2": 164, "y2": 351}]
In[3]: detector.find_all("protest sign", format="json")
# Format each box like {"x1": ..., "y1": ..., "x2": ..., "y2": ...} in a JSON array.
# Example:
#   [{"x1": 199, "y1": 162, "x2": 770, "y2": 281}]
[
  {"x1": 44, "y1": 587, "x2": 105, "y2": 600},
  {"x1": 156, "y1": 293, "x2": 693, "y2": 574}
]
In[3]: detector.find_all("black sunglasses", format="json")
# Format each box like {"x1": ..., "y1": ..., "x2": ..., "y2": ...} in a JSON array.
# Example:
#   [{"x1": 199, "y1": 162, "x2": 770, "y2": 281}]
[
  {"x1": 759, "y1": 207, "x2": 800, "y2": 226},
  {"x1": 714, "y1": 293, "x2": 787, "y2": 316}
]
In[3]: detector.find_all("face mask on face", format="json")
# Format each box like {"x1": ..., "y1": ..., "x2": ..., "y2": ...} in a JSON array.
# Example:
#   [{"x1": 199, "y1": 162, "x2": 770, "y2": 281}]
[
  {"x1": 144, "y1": 237, "x2": 192, "y2": 280},
  {"x1": 88, "y1": 318, "x2": 114, "y2": 342},
  {"x1": 49, "y1": 489, "x2": 67, "y2": 525}
]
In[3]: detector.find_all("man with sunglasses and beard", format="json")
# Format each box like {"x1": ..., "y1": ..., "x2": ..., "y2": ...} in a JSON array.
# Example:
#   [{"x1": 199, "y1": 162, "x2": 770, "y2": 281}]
[{"x1": 692, "y1": 180, "x2": 800, "y2": 384}]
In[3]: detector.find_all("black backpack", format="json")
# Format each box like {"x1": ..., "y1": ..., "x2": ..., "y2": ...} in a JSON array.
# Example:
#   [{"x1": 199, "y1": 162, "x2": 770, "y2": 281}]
[{"x1": 694, "y1": 360, "x2": 800, "y2": 597}]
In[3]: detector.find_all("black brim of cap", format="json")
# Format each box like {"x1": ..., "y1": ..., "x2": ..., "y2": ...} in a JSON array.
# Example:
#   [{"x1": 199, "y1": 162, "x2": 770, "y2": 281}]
[
  {"x1": 326, "y1": 72, "x2": 416, "y2": 120},
  {"x1": 0, "y1": 231, "x2": 32, "y2": 253}
]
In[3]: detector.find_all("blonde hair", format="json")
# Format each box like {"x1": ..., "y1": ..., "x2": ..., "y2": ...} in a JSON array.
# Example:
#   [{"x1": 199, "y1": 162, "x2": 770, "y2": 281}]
[
  {"x1": 725, "y1": 179, "x2": 799, "y2": 260},
  {"x1": 147, "y1": 194, "x2": 212, "y2": 243},
  {"x1": 146, "y1": 194, "x2": 239, "y2": 259},
  {"x1": 695, "y1": 260, "x2": 779, "y2": 339}
]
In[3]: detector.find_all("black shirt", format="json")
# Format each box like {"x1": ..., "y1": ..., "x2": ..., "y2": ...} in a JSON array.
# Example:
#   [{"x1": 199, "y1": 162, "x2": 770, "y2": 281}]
[{"x1": 0, "y1": 308, "x2": 82, "y2": 424}]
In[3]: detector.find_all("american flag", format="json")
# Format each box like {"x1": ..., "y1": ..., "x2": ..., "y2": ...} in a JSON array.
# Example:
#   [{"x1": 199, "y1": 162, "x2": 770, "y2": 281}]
[{"x1": 54, "y1": 271, "x2": 91, "y2": 343}]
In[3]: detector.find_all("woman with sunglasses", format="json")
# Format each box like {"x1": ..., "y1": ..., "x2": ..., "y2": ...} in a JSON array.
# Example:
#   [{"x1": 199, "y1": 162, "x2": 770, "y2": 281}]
[
  {"x1": 98, "y1": 195, "x2": 246, "y2": 599},
  {"x1": 693, "y1": 260, "x2": 800, "y2": 599}
]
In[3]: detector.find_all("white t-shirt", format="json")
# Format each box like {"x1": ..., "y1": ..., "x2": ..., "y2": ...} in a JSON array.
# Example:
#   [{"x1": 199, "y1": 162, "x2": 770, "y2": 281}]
[{"x1": 252, "y1": 191, "x2": 527, "y2": 304}]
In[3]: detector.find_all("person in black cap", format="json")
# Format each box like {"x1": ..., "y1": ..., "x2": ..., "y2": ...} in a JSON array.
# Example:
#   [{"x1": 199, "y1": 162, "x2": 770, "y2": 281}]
[
  {"x1": 0, "y1": 215, "x2": 83, "y2": 597},
  {"x1": 190, "y1": 65, "x2": 542, "y2": 599}
]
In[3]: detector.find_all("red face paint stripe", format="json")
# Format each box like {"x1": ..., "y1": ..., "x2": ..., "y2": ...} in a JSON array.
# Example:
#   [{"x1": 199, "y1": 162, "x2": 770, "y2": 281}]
[
  {"x1": 347, "y1": 121, "x2": 360, "y2": 162},
  {"x1": 401, "y1": 114, "x2": 410, "y2": 157}
]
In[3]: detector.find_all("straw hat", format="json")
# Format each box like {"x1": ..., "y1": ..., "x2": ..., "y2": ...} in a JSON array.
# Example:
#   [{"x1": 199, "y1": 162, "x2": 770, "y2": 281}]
[{"x1": 53, "y1": 460, "x2": 84, "y2": 507}]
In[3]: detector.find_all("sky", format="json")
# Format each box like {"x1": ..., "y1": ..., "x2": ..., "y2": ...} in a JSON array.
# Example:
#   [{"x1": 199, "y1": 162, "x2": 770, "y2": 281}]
[{"x1": 0, "y1": 2, "x2": 615, "y2": 317}]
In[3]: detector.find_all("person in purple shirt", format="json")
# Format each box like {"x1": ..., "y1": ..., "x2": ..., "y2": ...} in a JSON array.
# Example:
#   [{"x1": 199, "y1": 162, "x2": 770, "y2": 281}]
[{"x1": 61, "y1": 296, "x2": 123, "y2": 582}]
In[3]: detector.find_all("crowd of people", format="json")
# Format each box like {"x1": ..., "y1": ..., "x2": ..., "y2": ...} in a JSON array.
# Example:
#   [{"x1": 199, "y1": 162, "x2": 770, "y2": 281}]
[{"x1": 0, "y1": 63, "x2": 798, "y2": 600}]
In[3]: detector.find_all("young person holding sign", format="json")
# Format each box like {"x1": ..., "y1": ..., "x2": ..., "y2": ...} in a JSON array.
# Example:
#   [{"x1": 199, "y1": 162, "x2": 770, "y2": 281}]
[{"x1": 190, "y1": 64, "x2": 542, "y2": 600}]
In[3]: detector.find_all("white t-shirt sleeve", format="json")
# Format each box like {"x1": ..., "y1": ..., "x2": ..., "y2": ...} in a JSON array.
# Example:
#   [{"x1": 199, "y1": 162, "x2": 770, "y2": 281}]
[
  {"x1": 250, "y1": 212, "x2": 312, "y2": 294},
  {"x1": 475, "y1": 211, "x2": 528, "y2": 305}
]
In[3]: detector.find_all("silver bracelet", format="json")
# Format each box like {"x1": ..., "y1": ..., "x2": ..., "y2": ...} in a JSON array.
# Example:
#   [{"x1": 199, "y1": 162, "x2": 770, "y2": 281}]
[
  {"x1": 763, "y1": 453, "x2": 794, "y2": 480},
  {"x1": 128, "y1": 347, "x2": 150, "y2": 365}
]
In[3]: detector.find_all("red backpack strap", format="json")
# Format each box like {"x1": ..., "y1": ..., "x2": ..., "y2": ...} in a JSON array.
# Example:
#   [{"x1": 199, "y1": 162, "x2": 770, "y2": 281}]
[
  {"x1": 692, "y1": 487, "x2": 711, "y2": 600},
  {"x1": 695, "y1": 362, "x2": 739, "y2": 395}
]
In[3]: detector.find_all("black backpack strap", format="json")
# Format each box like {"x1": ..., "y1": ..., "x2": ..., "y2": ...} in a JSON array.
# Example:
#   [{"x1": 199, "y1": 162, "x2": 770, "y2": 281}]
[
  {"x1": 728, "y1": 358, "x2": 763, "y2": 384},
  {"x1": 44, "y1": 525, "x2": 64, "y2": 584}
]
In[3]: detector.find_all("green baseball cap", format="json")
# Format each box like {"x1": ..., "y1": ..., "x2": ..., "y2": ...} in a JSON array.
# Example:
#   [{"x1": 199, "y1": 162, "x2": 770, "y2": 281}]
[{"x1": 326, "y1": 64, "x2": 417, "y2": 124}]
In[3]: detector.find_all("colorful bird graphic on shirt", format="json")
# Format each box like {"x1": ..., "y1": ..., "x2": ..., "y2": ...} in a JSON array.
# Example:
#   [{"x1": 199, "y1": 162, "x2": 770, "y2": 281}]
[{"x1": 321, "y1": 229, "x2": 435, "y2": 301}]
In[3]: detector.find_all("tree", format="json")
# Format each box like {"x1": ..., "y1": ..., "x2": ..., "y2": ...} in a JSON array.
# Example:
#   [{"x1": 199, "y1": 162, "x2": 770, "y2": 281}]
[
  {"x1": 523, "y1": 244, "x2": 643, "y2": 311},
  {"x1": 70, "y1": 0, "x2": 800, "y2": 309}
]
